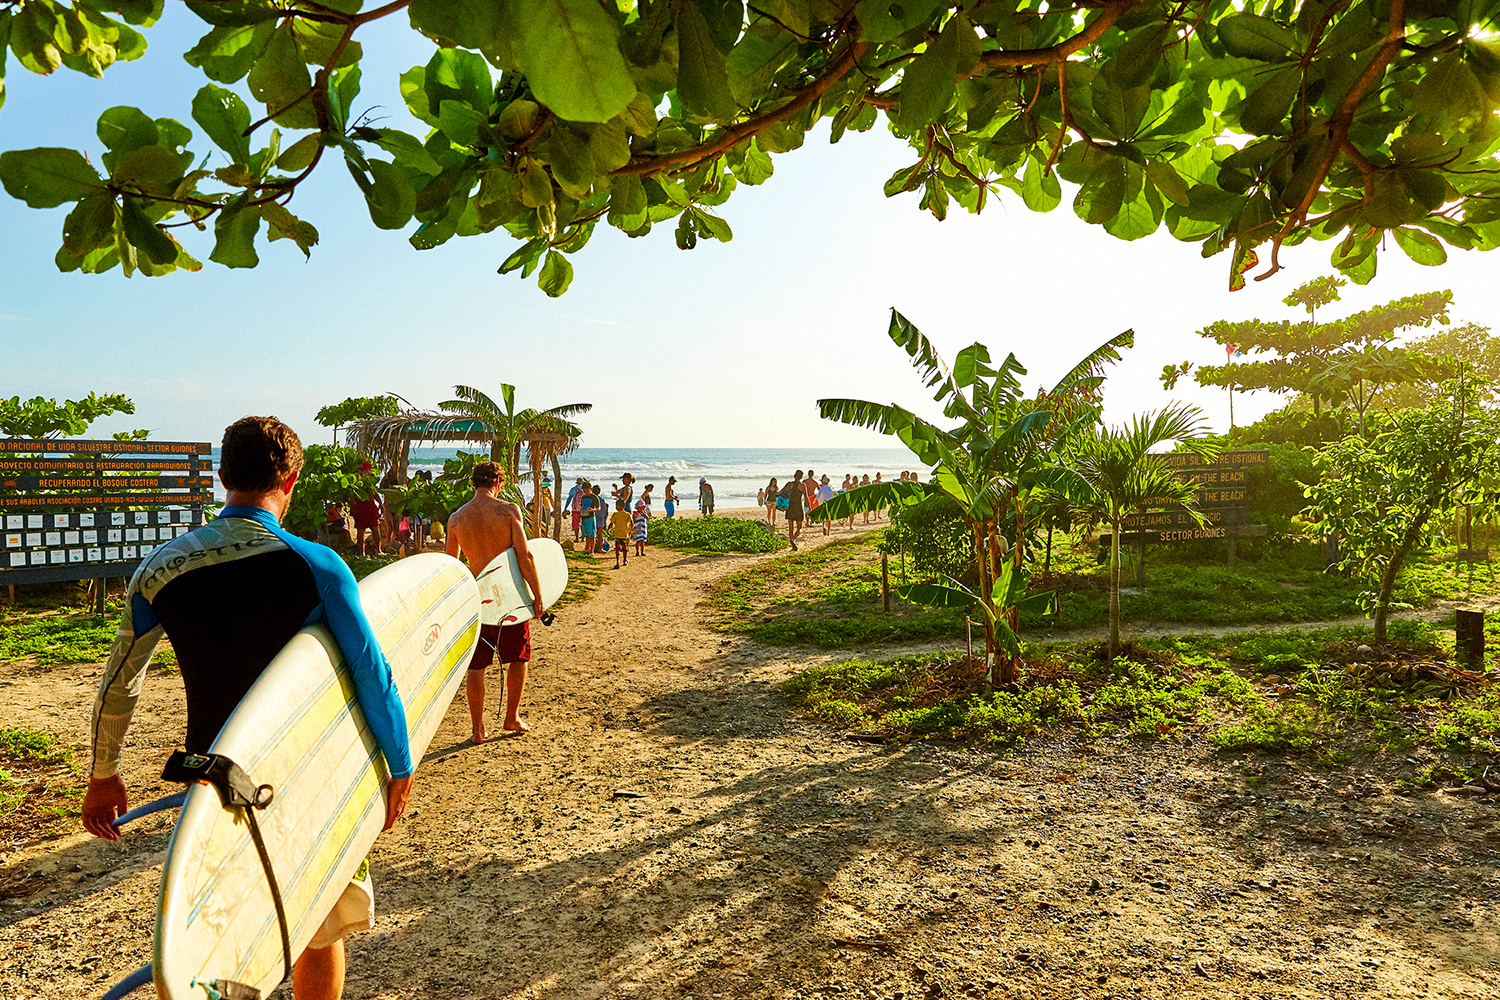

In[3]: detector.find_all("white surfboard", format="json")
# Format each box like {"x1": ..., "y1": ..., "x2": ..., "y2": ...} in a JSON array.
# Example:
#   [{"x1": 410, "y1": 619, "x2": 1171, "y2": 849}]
[
  {"x1": 474, "y1": 536, "x2": 569, "y2": 626},
  {"x1": 152, "y1": 553, "x2": 480, "y2": 1000}
]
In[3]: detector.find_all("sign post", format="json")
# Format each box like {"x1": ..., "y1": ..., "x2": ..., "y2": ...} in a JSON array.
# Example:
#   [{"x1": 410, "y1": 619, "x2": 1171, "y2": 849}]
[
  {"x1": 1116, "y1": 450, "x2": 1269, "y2": 571},
  {"x1": 1, "y1": 440, "x2": 214, "y2": 613}
]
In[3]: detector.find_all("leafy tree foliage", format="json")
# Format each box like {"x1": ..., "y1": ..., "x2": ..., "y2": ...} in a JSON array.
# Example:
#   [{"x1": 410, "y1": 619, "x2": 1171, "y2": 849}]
[
  {"x1": 314, "y1": 394, "x2": 398, "y2": 445},
  {"x1": 1377, "y1": 322, "x2": 1500, "y2": 410},
  {"x1": 1306, "y1": 377, "x2": 1500, "y2": 643},
  {"x1": 812, "y1": 308, "x2": 1130, "y2": 685},
  {"x1": 0, "y1": 391, "x2": 137, "y2": 438},
  {"x1": 5, "y1": 1, "x2": 1500, "y2": 292},
  {"x1": 283, "y1": 443, "x2": 378, "y2": 537},
  {"x1": 1164, "y1": 276, "x2": 1451, "y2": 430}
]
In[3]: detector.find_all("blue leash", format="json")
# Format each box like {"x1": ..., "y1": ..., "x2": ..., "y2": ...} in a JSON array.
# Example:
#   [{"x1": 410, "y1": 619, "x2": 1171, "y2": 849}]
[
  {"x1": 111, "y1": 790, "x2": 188, "y2": 829},
  {"x1": 101, "y1": 964, "x2": 152, "y2": 999},
  {"x1": 98, "y1": 793, "x2": 188, "y2": 998}
]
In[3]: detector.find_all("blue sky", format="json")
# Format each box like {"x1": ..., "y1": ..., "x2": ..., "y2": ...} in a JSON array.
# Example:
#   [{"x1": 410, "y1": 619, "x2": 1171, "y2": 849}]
[{"x1": 2, "y1": 6, "x2": 1494, "y2": 448}]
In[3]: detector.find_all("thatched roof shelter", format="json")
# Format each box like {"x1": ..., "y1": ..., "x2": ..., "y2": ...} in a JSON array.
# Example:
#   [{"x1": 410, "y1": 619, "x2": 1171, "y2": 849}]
[{"x1": 345, "y1": 412, "x2": 497, "y2": 481}]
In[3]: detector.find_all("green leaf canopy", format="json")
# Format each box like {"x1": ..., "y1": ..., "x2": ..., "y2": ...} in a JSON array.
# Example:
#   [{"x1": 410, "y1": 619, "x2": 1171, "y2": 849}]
[{"x1": 6, "y1": 1, "x2": 1500, "y2": 291}]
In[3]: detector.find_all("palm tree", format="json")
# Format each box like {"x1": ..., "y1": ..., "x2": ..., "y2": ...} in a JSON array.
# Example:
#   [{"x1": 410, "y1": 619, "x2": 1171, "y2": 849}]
[
  {"x1": 812, "y1": 309, "x2": 1133, "y2": 687},
  {"x1": 1070, "y1": 406, "x2": 1217, "y2": 660},
  {"x1": 439, "y1": 385, "x2": 591, "y2": 483}
]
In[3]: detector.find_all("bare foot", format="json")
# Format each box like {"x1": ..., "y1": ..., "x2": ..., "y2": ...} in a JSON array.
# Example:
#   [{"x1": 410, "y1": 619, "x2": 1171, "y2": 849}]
[
  {"x1": 471, "y1": 729, "x2": 487, "y2": 745},
  {"x1": 501, "y1": 718, "x2": 530, "y2": 733}
]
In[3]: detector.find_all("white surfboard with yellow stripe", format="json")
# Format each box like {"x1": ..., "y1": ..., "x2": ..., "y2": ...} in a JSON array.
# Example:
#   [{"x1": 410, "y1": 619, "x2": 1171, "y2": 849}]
[{"x1": 152, "y1": 553, "x2": 480, "y2": 999}]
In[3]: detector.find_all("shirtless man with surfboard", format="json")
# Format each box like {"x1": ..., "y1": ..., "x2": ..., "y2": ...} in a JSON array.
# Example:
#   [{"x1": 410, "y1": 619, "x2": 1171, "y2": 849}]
[
  {"x1": 81, "y1": 416, "x2": 413, "y2": 1000},
  {"x1": 446, "y1": 460, "x2": 545, "y2": 742}
]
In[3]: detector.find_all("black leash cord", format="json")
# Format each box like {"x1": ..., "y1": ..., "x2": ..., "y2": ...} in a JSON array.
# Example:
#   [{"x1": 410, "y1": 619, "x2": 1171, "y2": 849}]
[{"x1": 162, "y1": 751, "x2": 290, "y2": 995}]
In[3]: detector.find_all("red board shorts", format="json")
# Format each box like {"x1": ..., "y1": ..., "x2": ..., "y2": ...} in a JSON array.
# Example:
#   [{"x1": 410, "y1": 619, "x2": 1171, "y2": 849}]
[
  {"x1": 469, "y1": 621, "x2": 531, "y2": 670},
  {"x1": 571, "y1": 510, "x2": 582, "y2": 534},
  {"x1": 350, "y1": 498, "x2": 380, "y2": 531}
]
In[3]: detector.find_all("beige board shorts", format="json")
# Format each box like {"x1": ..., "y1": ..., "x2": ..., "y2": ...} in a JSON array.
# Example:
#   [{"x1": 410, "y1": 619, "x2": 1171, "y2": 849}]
[{"x1": 307, "y1": 857, "x2": 375, "y2": 950}]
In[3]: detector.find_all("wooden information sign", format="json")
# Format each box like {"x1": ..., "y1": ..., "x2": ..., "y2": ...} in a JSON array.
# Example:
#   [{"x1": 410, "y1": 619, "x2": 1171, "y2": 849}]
[
  {"x1": 1120, "y1": 450, "x2": 1269, "y2": 543},
  {"x1": 0, "y1": 440, "x2": 214, "y2": 605}
]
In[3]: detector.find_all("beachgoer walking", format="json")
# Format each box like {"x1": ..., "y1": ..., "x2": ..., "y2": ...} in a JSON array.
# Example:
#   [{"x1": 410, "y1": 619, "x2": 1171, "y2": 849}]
[
  {"x1": 640, "y1": 483, "x2": 655, "y2": 517},
  {"x1": 664, "y1": 477, "x2": 679, "y2": 518},
  {"x1": 632, "y1": 502, "x2": 648, "y2": 556},
  {"x1": 579, "y1": 484, "x2": 599, "y2": 554},
  {"x1": 780, "y1": 471, "x2": 805, "y2": 550},
  {"x1": 447, "y1": 461, "x2": 546, "y2": 740},
  {"x1": 565, "y1": 477, "x2": 587, "y2": 540},
  {"x1": 699, "y1": 477, "x2": 715, "y2": 517},
  {"x1": 617, "y1": 473, "x2": 634, "y2": 511},
  {"x1": 860, "y1": 475, "x2": 872, "y2": 523},
  {"x1": 817, "y1": 475, "x2": 836, "y2": 536},
  {"x1": 756, "y1": 487, "x2": 765, "y2": 508},
  {"x1": 765, "y1": 477, "x2": 779, "y2": 524},
  {"x1": 592, "y1": 485, "x2": 607, "y2": 553},
  {"x1": 82, "y1": 416, "x2": 415, "y2": 999},
  {"x1": 349, "y1": 461, "x2": 384, "y2": 556},
  {"x1": 872, "y1": 472, "x2": 884, "y2": 519},
  {"x1": 610, "y1": 502, "x2": 632, "y2": 567}
]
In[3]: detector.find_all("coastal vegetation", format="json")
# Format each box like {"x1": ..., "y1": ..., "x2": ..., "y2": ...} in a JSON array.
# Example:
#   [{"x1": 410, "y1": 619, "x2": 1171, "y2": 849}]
[
  {"x1": 815, "y1": 309, "x2": 1138, "y2": 687},
  {"x1": 6, "y1": 3, "x2": 1500, "y2": 295},
  {"x1": 647, "y1": 516, "x2": 785, "y2": 555},
  {"x1": 781, "y1": 620, "x2": 1500, "y2": 777}
]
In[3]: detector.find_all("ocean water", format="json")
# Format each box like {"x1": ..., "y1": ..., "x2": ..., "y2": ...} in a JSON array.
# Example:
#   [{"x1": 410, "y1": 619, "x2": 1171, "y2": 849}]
[{"x1": 406, "y1": 447, "x2": 923, "y2": 508}]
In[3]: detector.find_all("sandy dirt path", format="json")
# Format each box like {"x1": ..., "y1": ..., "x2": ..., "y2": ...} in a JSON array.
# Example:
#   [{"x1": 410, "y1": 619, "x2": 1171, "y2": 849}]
[{"x1": 4, "y1": 511, "x2": 1500, "y2": 1000}]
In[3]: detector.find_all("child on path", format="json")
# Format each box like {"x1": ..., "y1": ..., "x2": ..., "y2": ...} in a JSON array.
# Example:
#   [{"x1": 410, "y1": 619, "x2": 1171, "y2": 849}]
[
  {"x1": 579, "y1": 484, "x2": 598, "y2": 554},
  {"x1": 610, "y1": 502, "x2": 632, "y2": 568},
  {"x1": 632, "y1": 502, "x2": 648, "y2": 556}
]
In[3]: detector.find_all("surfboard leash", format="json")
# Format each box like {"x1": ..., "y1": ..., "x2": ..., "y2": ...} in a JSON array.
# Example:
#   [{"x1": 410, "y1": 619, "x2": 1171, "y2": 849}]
[{"x1": 162, "y1": 751, "x2": 290, "y2": 999}]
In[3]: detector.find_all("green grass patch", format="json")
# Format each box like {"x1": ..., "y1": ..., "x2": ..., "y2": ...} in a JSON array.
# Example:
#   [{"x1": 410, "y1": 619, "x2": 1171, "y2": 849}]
[
  {"x1": 784, "y1": 622, "x2": 1500, "y2": 766},
  {"x1": 556, "y1": 549, "x2": 608, "y2": 610},
  {"x1": 647, "y1": 516, "x2": 786, "y2": 554},
  {"x1": 0, "y1": 611, "x2": 118, "y2": 666},
  {"x1": 706, "y1": 533, "x2": 963, "y2": 647},
  {"x1": 0, "y1": 727, "x2": 72, "y2": 766}
]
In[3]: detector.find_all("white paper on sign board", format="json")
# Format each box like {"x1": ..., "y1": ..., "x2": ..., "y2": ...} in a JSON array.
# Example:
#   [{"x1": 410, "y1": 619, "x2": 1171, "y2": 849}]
[
  {"x1": 133, "y1": 512, "x2": 147, "y2": 524},
  {"x1": 25, "y1": 533, "x2": 41, "y2": 546},
  {"x1": 53, "y1": 514, "x2": 68, "y2": 528},
  {"x1": 83, "y1": 531, "x2": 97, "y2": 544},
  {"x1": 45, "y1": 532, "x2": 60, "y2": 546},
  {"x1": 4, "y1": 534, "x2": 19, "y2": 548},
  {"x1": 87, "y1": 548, "x2": 101, "y2": 561},
  {"x1": 27, "y1": 515, "x2": 42, "y2": 528},
  {"x1": 49, "y1": 550, "x2": 64, "y2": 564},
  {"x1": 9, "y1": 552, "x2": 24, "y2": 567},
  {"x1": 5, "y1": 516, "x2": 20, "y2": 529},
  {"x1": 108, "y1": 530, "x2": 121, "y2": 542},
  {"x1": 80, "y1": 514, "x2": 95, "y2": 527},
  {"x1": 68, "y1": 550, "x2": 83, "y2": 563},
  {"x1": 142, "y1": 528, "x2": 156, "y2": 541},
  {"x1": 123, "y1": 546, "x2": 137, "y2": 559},
  {"x1": 111, "y1": 513, "x2": 125, "y2": 525},
  {"x1": 64, "y1": 532, "x2": 79, "y2": 545},
  {"x1": 125, "y1": 529, "x2": 139, "y2": 542},
  {"x1": 29, "y1": 551, "x2": 44, "y2": 564},
  {"x1": 105, "y1": 547, "x2": 119, "y2": 560},
  {"x1": 157, "y1": 511, "x2": 169, "y2": 523}
]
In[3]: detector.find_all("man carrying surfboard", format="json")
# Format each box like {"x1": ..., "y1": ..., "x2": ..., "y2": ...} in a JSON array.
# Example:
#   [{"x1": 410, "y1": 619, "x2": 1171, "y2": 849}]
[
  {"x1": 81, "y1": 415, "x2": 414, "y2": 1000},
  {"x1": 446, "y1": 460, "x2": 545, "y2": 742}
]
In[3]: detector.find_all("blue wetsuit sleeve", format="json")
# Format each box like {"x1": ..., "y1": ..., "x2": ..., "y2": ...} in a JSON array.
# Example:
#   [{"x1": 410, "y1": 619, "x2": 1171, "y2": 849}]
[{"x1": 282, "y1": 534, "x2": 414, "y2": 779}]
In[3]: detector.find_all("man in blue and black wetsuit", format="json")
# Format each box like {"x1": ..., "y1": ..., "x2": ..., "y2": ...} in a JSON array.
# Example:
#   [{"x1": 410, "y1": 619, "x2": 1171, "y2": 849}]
[{"x1": 81, "y1": 415, "x2": 413, "y2": 1000}]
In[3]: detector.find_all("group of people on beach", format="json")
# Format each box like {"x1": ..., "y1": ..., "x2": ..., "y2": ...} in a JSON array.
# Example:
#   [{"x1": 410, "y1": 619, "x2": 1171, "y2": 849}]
[{"x1": 759, "y1": 470, "x2": 920, "y2": 549}]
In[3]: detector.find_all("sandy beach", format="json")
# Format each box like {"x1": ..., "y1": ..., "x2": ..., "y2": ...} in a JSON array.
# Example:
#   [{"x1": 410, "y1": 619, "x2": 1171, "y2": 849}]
[{"x1": 3, "y1": 513, "x2": 1500, "y2": 1000}]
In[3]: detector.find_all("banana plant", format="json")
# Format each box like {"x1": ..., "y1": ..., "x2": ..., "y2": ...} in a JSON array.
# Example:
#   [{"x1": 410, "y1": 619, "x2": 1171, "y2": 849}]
[{"x1": 811, "y1": 308, "x2": 1132, "y2": 687}]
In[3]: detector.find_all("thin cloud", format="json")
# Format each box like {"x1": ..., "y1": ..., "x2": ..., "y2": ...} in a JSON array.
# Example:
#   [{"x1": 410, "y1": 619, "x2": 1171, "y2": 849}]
[{"x1": 0, "y1": 314, "x2": 32, "y2": 321}]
